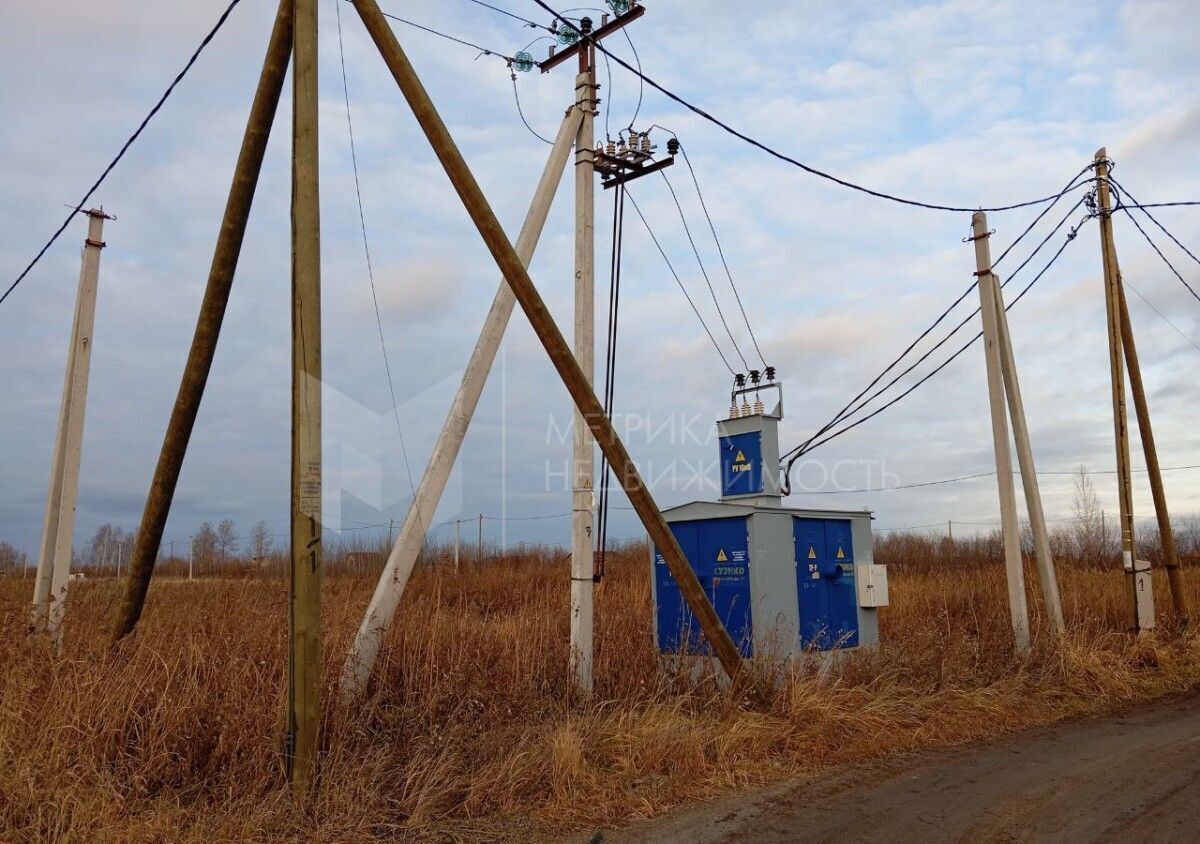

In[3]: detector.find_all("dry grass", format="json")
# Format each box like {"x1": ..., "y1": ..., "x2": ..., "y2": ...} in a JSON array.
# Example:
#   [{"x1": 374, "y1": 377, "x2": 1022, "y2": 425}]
[{"x1": 1, "y1": 540, "x2": 1199, "y2": 843}]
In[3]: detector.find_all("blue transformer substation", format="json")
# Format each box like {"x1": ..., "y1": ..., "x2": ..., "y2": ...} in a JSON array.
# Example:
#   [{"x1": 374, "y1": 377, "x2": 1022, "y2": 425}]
[{"x1": 651, "y1": 373, "x2": 889, "y2": 663}]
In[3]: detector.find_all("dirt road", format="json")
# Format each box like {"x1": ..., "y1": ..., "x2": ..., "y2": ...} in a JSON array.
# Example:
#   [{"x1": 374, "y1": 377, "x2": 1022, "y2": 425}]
[{"x1": 597, "y1": 694, "x2": 1200, "y2": 844}]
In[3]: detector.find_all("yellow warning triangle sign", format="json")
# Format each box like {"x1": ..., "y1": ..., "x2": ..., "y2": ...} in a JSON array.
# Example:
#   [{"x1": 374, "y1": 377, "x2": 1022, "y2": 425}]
[
  {"x1": 807, "y1": 546, "x2": 817, "y2": 560},
  {"x1": 836, "y1": 547, "x2": 846, "y2": 560},
  {"x1": 717, "y1": 549, "x2": 728, "y2": 562},
  {"x1": 735, "y1": 450, "x2": 747, "y2": 463}
]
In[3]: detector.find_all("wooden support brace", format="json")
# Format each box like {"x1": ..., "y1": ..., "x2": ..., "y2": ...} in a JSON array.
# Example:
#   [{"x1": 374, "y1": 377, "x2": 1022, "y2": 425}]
[{"x1": 349, "y1": 0, "x2": 753, "y2": 692}]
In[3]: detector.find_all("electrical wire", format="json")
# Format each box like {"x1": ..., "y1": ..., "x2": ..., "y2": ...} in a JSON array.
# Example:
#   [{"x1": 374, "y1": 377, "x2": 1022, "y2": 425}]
[
  {"x1": 1123, "y1": 279, "x2": 1200, "y2": 355},
  {"x1": 675, "y1": 140, "x2": 768, "y2": 367},
  {"x1": 993, "y1": 171, "x2": 1097, "y2": 268},
  {"x1": 791, "y1": 462, "x2": 1200, "y2": 496},
  {"x1": 462, "y1": 0, "x2": 549, "y2": 30},
  {"x1": 795, "y1": 212, "x2": 1092, "y2": 461},
  {"x1": 1108, "y1": 177, "x2": 1200, "y2": 303},
  {"x1": 1117, "y1": 204, "x2": 1200, "y2": 305},
  {"x1": 787, "y1": 192, "x2": 1091, "y2": 463},
  {"x1": 1125, "y1": 201, "x2": 1200, "y2": 209},
  {"x1": 511, "y1": 72, "x2": 554, "y2": 144},
  {"x1": 529, "y1": 0, "x2": 1097, "y2": 215},
  {"x1": 375, "y1": 5, "x2": 514, "y2": 61},
  {"x1": 1, "y1": 0, "x2": 245, "y2": 307},
  {"x1": 595, "y1": 183, "x2": 627, "y2": 580},
  {"x1": 659, "y1": 170, "x2": 751, "y2": 370},
  {"x1": 336, "y1": 0, "x2": 418, "y2": 500},
  {"x1": 621, "y1": 28, "x2": 644, "y2": 130},
  {"x1": 625, "y1": 191, "x2": 736, "y2": 374}
]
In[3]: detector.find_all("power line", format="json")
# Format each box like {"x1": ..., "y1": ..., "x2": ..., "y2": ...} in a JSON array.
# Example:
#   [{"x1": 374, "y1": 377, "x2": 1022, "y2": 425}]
[
  {"x1": 795, "y1": 212, "x2": 1092, "y2": 460},
  {"x1": 1, "y1": 0, "x2": 245, "y2": 307},
  {"x1": 375, "y1": 4, "x2": 514, "y2": 61},
  {"x1": 1125, "y1": 201, "x2": 1200, "y2": 209},
  {"x1": 993, "y1": 171, "x2": 1096, "y2": 268},
  {"x1": 336, "y1": 1, "x2": 418, "y2": 499},
  {"x1": 787, "y1": 193, "x2": 1091, "y2": 462},
  {"x1": 1117, "y1": 204, "x2": 1200, "y2": 305},
  {"x1": 625, "y1": 190, "x2": 736, "y2": 374},
  {"x1": 528, "y1": 0, "x2": 1097, "y2": 215},
  {"x1": 1108, "y1": 177, "x2": 1200, "y2": 304},
  {"x1": 659, "y1": 170, "x2": 751, "y2": 370},
  {"x1": 1124, "y1": 279, "x2": 1200, "y2": 355},
  {"x1": 462, "y1": 0, "x2": 549, "y2": 30},
  {"x1": 792, "y1": 462, "x2": 1200, "y2": 496},
  {"x1": 674, "y1": 140, "x2": 768, "y2": 367}
]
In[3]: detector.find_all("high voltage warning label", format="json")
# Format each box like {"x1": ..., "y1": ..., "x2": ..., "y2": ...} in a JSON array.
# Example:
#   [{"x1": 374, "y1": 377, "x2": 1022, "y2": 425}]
[
  {"x1": 836, "y1": 547, "x2": 846, "y2": 559},
  {"x1": 717, "y1": 549, "x2": 728, "y2": 562},
  {"x1": 808, "y1": 546, "x2": 817, "y2": 559},
  {"x1": 731, "y1": 449, "x2": 751, "y2": 473}
]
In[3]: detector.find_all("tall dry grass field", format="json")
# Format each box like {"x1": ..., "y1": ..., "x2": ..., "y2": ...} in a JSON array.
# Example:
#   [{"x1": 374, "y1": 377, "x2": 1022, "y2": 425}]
[{"x1": 1, "y1": 539, "x2": 1198, "y2": 843}]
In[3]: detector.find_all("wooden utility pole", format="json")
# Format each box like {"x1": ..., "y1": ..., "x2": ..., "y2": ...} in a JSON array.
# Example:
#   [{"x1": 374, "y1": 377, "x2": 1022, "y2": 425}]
[
  {"x1": 1118, "y1": 284, "x2": 1188, "y2": 624},
  {"x1": 339, "y1": 108, "x2": 582, "y2": 700},
  {"x1": 287, "y1": 0, "x2": 322, "y2": 793},
  {"x1": 1095, "y1": 149, "x2": 1152, "y2": 631},
  {"x1": 31, "y1": 208, "x2": 109, "y2": 640},
  {"x1": 350, "y1": 0, "x2": 752, "y2": 691},
  {"x1": 991, "y1": 280, "x2": 1065, "y2": 635},
  {"x1": 972, "y1": 212, "x2": 1031, "y2": 654},
  {"x1": 570, "y1": 42, "x2": 598, "y2": 697},
  {"x1": 113, "y1": 0, "x2": 294, "y2": 639}
]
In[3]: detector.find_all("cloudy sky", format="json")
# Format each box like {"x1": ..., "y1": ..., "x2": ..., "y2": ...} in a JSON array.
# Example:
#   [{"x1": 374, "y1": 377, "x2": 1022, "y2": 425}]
[{"x1": 2, "y1": 0, "x2": 1198, "y2": 558}]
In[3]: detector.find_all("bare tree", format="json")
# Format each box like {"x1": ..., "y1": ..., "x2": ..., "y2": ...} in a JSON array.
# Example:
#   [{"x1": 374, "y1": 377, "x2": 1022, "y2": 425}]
[
  {"x1": 0, "y1": 541, "x2": 23, "y2": 576},
  {"x1": 85, "y1": 523, "x2": 135, "y2": 571},
  {"x1": 248, "y1": 520, "x2": 273, "y2": 563},
  {"x1": 215, "y1": 518, "x2": 239, "y2": 567},
  {"x1": 192, "y1": 522, "x2": 218, "y2": 572},
  {"x1": 1072, "y1": 466, "x2": 1110, "y2": 564}
]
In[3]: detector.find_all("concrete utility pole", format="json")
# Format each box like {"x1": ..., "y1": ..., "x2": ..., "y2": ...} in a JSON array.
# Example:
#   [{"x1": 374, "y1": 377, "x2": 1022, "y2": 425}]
[
  {"x1": 972, "y1": 212, "x2": 1031, "y2": 655},
  {"x1": 287, "y1": 0, "x2": 322, "y2": 793},
  {"x1": 570, "y1": 43, "x2": 598, "y2": 697},
  {"x1": 477, "y1": 514, "x2": 484, "y2": 565},
  {"x1": 454, "y1": 519, "x2": 461, "y2": 573},
  {"x1": 991, "y1": 279, "x2": 1065, "y2": 635},
  {"x1": 113, "y1": 0, "x2": 294, "y2": 639},
  {"x1": 1095, "y1": 149, "x2": 1153, "y2": 632},
  {"x1": 31, "y1": 208, "x2": 109, "y2": 640},
  {"x1": 339, "y1": 107, "x2": 581, "y2": 700},
  {"x1": 349, "y1": 0, "x2": 752, "y2": 692},
  {"x1": 538, "y1": 6, "x2": 650, "y2": 696}
]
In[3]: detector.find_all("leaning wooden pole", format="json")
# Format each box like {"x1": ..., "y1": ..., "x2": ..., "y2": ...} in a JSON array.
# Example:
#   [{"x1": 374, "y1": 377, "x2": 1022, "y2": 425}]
[
  {"x1": 1118, "y1": 284, "x2": 1189, "y2": 624},
  {"x1": 288, "y1": 0, "x2": 323, "y2": 793},
  {"x1": 1095, "y1": 148, "x2": 1150, "y2": 631},
  {"x1": 349, "y1": 0, "x2": 751, "y2": 688},
  {"x1": 112, "y1": 0, "x2": 294, "y2": 640}
]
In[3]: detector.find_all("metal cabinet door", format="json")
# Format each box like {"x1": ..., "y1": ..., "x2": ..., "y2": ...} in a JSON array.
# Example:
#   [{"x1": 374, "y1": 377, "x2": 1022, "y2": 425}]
[
  {"x1": 697, "y1": 517, "x2": 753, "y2": 657},
  {"x1": 654, "y1": 521, "x2": 703, "y2": 654},
  {"x1": 719, "y1": 431, "x2": 763, "y2": 497},
  {"x1": 793, "y1": 517, "x2": 831, "y2": 648},
  {"x1": 823, "y1": 519, "x2": 859, "y2": 648}
]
